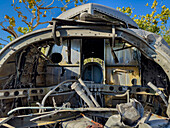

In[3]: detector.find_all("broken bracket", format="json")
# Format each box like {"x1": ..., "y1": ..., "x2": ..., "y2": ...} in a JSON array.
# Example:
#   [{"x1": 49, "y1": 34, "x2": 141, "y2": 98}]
[{"x1": 52, "y1": 21, "x2": 61, "y2": 46}]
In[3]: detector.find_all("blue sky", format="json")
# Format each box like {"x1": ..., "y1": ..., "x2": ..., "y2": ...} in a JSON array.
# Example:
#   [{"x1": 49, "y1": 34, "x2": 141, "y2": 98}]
[{"x1": 0, "y1": 0, "x2": 170, "y2": 46}]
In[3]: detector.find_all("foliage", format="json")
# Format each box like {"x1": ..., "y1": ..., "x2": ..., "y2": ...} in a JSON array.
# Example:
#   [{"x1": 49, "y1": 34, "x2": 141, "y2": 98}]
[
  {"x1": 0, "y1": 0, "x2": 87, "y2": 43},
  {"x1": 117, "y1": 0, "x2": 170, "y2": 44}
]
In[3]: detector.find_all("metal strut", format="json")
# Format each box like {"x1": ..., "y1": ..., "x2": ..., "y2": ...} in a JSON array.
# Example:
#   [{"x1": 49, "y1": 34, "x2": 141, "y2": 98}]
[{"x1": 52, "y1": 21, "x2": 61, "y2": 46}]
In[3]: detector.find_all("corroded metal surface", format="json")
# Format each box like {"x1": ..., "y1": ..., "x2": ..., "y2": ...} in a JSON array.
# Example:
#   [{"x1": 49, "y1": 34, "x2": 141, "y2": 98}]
[{"x1": 0, "y1": 3, "x2": 169, "y2": 128}]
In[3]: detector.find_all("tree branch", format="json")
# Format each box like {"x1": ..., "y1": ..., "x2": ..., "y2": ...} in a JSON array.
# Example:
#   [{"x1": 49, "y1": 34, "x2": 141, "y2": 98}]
[
  {"x1": 33, "y1": 7, "x2": 40, "y2": 29},
  {"x1": 0, "y1": 20, "x2": 7, "y2": 29},
  {"x1": 13, "y1": 3, "x2": 31, "y2": 27},
  {"x1": 45, "y1": 0, "x2": 55, "y2": 8},
  {"x1": 22, "y1": 18, "x2": 30, "y2": 26},
  {"x1": 63, "y1": 0, "x2": 75, "y2": 10},
  {"x1": 0, "y1": 20, "x2": 18, "y2": 38},
  {"x1": 0, "y1": 0, "x2": 80, "y2": 38},
  {"x1": 23, "y1": 1, "x2": 33, "y2": 15},
  {"x1": 31, "y1": 13, "x2": 36, "y2": 28},
  {"x1": 38, "y1": 21, "x2": 49, "y2": 25},
  {"x1": 0, "y1": 38, "x2": 9, "y2": 44},
  {"x1": 2, "y1": 28, "x2": 18, "y2": 38},
  {"x1": 39, "y1": 0, "x2": 75, "y2": 10},
  {"x1": 39, "y1": 6, "x2": 60, "y2": 10}
]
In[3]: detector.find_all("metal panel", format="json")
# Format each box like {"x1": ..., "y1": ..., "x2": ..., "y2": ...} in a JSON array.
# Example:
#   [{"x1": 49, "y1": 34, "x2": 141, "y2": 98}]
[
  {"x1": 49, "y1": 39, "x2": 81, "y2": 84},
  {"x1": 105, "y1": 42, "x2": 139, "y2": 66},
  {"x1": 71, "y1": 39, "x2": 81, "y2": 64},
  {"x1": 117, "y1": 28, "x2": 170, "y2": 79},
  {"x1": 106, "y1": 67, "x2": 141, "y2": 86},
  {"x1": 46, "y1": 66, "x2": 79, "y2": 85},
  {"x1": 57, "y1": 3, "x2": 138, "y2": 28}
]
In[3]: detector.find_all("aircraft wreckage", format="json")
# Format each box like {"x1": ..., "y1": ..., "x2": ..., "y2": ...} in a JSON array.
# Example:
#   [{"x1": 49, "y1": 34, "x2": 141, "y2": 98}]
[{"x1": 0, "y1": 3, "x2": 170, "y2": 128}]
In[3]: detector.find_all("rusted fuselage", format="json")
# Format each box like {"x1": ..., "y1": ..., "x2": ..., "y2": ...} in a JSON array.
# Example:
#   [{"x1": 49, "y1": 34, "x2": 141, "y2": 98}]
[{"x1": 0, "y1": 3, "x2": 169, "y2": 128}]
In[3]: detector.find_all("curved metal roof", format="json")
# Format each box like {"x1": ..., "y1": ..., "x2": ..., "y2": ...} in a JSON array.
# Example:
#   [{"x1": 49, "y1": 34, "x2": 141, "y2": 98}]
[{"x1": 57, "y1": 3, "x2": 138, "y2": 28}]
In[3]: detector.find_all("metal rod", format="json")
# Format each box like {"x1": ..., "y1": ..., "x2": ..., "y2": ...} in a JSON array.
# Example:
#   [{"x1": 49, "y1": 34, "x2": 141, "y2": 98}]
[
  {"x1": 102, "y1": 90, "x2": 130, "y2": 97},
  {"x1": 32, "y1": 44, "x2": 54, "y2": 64},
  {"x1": 147, "y1": 82, "x2": 168, "y2": 107},
  {"x1": 71, "y1": 82, "x2": 95, "y2": 107},
  {"x1": 78, "y1": 78, "x2": 100, "y2": 107},
  {"x1": 40, "y1": 79, "x2": 77, "y2": 112},
  {"x1": 8, "y1": 107, "x2": 117, "y2": 115}
]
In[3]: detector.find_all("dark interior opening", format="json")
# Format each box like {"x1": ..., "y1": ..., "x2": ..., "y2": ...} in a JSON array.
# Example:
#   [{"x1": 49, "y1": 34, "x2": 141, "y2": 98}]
[
  {"x1": 50, "y1": 53, "x2": 63, "y2": 63},
  {"x1": 82, "y1": 38, "x2": 104, "y2": 60},
  {"x1": 141, "y1": 54, "x2": 169, "y2": 88},
  {"x1": 82, "y1": 62, "x2": 103, "y2": 83},
  {"x1": 81, "y1": 38, "x2": 104, "y2": 83}
]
